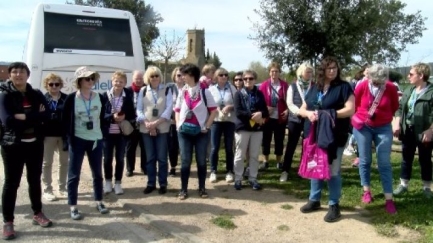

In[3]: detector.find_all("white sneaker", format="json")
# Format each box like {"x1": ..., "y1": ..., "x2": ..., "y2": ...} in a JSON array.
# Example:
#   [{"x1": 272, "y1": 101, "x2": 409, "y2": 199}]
[
  {"x1": 114, "y1": 183, "x2": 124, "y2": 195},
  {"x1": 225, "y1": 172, "x2": 234, "y2": 183},
  {"x1": 58, "y1": 190, "x2": 68, "y2": 197},
  {"x1": 43, "y1": 192, "x2": 58, "y2": 201},
  {"x1": 280, "y1": 171, "x2": 289, "y2": 182},
  {"x1": 104, "y1": 180, "x2": 113, "y2": 194},
  {"x1": 209, "y1": 172, "x2": 217, "y2": 183},
  {"x1": 343, "y1": 148, "x2": 353, "y2": 156}
]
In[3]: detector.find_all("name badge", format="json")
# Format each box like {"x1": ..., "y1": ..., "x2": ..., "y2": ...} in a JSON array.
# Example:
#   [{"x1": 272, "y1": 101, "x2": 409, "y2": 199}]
[{"x1": 152, "y1": 108, "x2": 159, "y2": 117}]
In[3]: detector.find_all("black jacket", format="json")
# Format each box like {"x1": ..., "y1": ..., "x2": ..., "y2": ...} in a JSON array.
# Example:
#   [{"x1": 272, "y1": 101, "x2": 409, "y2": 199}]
[
  {"x1": 102, "y1": 88, "x2": 136, "y2": 136},
  {"x1": 43, "y1": 92, "x2": 68, "y2": 137},
  {"x1": 234, "y1": 86, "x2": 269, "y2": 132},
  {"x1": 62, "y1": 91, "x2": 107, "y2": 145},
  {"x1": 0, "y1": 80, "x2": 50, "y2": 145},
  {"x1": 316, "y1": 109, "x2": 337, "y2": 163}
]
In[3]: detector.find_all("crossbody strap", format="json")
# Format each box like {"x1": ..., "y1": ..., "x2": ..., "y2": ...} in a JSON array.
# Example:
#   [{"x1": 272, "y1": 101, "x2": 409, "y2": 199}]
[{"x1": 368, "y1": 85, "x2": 386, "y2": 117}]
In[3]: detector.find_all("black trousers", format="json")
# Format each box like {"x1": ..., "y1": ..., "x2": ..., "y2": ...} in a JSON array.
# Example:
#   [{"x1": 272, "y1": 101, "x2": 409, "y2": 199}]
[
  {"x1": 262, "y1": 118, "x2": 286, "y2": 156},
  {"x1": 168, "y1": 124, "x2": 179, "y2": 168},
  {"x1": 282, "y1": 121, "x2": 303, "y2": 173},
  {"x1": 1, "y1": 140, "x2": 44, "y2": 222},
  {"x1": 125, "y1": 129, "x2": 146, "y2": 173}
]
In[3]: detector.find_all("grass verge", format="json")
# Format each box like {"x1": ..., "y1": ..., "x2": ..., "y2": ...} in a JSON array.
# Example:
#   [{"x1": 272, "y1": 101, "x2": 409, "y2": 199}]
[{"x1": 211, "y1": 214, "x2": 236, "y2": 230}]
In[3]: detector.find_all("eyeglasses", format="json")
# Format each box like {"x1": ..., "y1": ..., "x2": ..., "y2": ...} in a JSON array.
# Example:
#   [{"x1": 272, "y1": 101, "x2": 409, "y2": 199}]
[
  {"x1": 243, "y1": 77, "x2": 255, "y2": 81},
  {"x1": 150, "y1": 75, "x2": 159, "y2": 79},
  {"x1": 82, "y1": 77, "x2": 94, "y2": 82},
  {"x1": 408, "y1": 73, "x2": 415, "y2": 77},
  {"x1": 48, "y1": 83, "x2": 60, "y2": 87},
  {"x1": 326, "y1": 67, "x2": 337, "y2": 71},
  {"x1": 218, "y1": 73, "x2": 228, "y2": 77},
  {"x1": 176, "y1": 74, "x2": 182, "y2": 77},
  {"x1": 234, "y1": 78, "x2": 243, "y2": 82}
]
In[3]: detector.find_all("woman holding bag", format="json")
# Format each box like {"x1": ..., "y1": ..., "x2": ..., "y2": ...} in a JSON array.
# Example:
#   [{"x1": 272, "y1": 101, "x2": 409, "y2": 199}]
[
  {"x1": 298, "y1": 56, "x2": 354, "y2": 223},
  {"x1": 352, "y1": 64, "x2": 399, "y2": 214}
]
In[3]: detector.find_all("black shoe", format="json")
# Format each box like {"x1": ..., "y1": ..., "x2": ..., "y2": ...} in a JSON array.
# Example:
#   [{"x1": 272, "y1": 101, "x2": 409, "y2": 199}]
[
  {"x1": 276, "y1": 163, "x2": 283, "y2": 170},
  {"x1": 126, "y1": 171, "x2": 133, "y2": 177},
  {"x1": 159, "y1": 186, "x2": 167, "y2": 194},
  {"x1": 143, "y1": 186, "x2": 156, "y2": 194},
  {"x1": 169, "y1": 168, "x2": 176, "y2": 177},
  {"x1": 198, "y1": 188, "x2": 208, "y2": 198},
  {"x1": 324, "y1": 204, "x2": 341, "y2": 222},
  {"x1": 300, "y1": 200, "x2": 321, "y2": 213}
]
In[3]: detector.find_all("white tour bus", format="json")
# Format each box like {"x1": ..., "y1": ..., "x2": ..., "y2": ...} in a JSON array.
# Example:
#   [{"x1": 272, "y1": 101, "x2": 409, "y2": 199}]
[{"x1": 24, "y1": 3, "x2": 145, "y2": 93}]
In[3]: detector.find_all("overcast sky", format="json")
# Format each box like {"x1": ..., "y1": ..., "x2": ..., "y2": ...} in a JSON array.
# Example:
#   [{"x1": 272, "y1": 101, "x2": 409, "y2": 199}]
[{"x1": 0, "y1": 0, "x2": 432, "y2": 71}]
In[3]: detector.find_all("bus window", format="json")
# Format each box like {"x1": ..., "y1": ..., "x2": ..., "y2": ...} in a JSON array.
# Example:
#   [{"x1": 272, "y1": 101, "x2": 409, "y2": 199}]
[{"x1": 44, "y1": 12, "x2": 133, "y2": 56}]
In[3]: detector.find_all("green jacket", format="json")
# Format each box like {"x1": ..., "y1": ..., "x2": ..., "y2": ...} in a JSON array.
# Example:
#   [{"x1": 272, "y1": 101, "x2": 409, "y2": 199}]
[{"x1": 396, "y1": 83, "x2": 433, "y2": 141}]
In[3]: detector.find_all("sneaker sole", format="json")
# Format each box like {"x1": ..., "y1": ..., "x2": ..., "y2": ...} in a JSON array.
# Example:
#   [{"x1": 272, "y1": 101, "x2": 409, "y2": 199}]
[
  {"x1": 300, "y1": 206, "x2": 321, "y2": 213},
  {"x1": 32, "y1": 220, "x2": 53, "y2": 228},
  {"x1": 2, "y1": 234, "x2": 15, "y2": 240},
  {"x1": 324, "y1": 214, "x2": 341, "y2": 223}
]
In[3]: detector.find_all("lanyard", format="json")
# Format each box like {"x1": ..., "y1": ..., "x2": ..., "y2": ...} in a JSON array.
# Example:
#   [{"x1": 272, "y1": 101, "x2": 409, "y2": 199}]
[
  {"x1": 82, "y1": 93, "x2": 92, "y2": 119},
  {"x1": 150, "y1": 88, "x2": 158, "y2": 107},
  {"x1": 317, "y1": 91, "x2": 325, "y2": 104},
  {"x1": 270, "y1": 84, "x2": 279, "y2": 105},
  {"x1": 50, "y1": 100, "x2": 58, "y2": 111},
  {"x1": 408, "y1": 85, "x2": 429, "y2": 113},
  {"x1": 111, "y1": 94, "x2": 122, "y2": 112},
  {"x1": 218, "y1": 86, "x2": 226, "y2": 103}
]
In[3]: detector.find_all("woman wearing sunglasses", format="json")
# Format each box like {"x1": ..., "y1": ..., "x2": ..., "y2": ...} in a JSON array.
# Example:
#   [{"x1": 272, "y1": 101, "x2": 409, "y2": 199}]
[
  {"x1": 232, "y1": 72, "x2": 244, "y2": 91},
  {"x1": 137, "y1": 66, "x2": 173, "y2": 195},
  {"x1": 62, "y1": 66, "x2": 109, "y2": 220},
  {"x1": 41, "y1": 73, "x2": 68, "y2": 202},
  {"x1": 208, "y1": 68, "x2": 237, "y2": 183}
]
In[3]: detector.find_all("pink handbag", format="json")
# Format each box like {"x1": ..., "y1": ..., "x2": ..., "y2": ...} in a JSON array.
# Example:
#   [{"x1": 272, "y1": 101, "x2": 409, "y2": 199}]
[{"x1": 298, "y1": 122, "x2": 331, "y2": 180}]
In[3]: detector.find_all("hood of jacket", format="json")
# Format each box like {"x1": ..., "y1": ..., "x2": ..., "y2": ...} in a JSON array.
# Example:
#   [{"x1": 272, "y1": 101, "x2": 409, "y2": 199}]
[{"x1": 0, "y1": 80, "x2": 34, "y2": 94}]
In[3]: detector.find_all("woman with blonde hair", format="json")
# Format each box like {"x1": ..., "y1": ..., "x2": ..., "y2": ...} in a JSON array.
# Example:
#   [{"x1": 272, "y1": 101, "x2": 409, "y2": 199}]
[
  {"x1": 41, "y1": 73, "x2": 68, "y2": 201},
  {"x1": 280, "y1": 62, "x2": 314, "y2": 182},
  {"x1": 102, "y1": 71, "x2": 135, "y2": 195},
  {"x1": 208, "y1": 68, "x2": 237, "y2": 183},
  {"x1": 352, "y1": 64, "x2": 399, "y2": 214},
  {"x1": 137, "y1": 66, "x2": 173, "y2": 194}
]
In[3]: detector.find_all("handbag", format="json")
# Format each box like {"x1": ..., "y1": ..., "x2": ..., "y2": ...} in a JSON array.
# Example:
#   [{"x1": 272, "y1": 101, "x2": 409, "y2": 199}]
[
  {"x1": 351, "y1": 85, "x2": 386, "y2": 130},
  {"x1": 298, "y1": 122, "x2": 331, "y2": 180},
  {"x1": 179, "y1": 122, "x2": 201, "y2": 136},
  {"x1": 119, "y1": 120, "x2": 134, "y2": 135}
]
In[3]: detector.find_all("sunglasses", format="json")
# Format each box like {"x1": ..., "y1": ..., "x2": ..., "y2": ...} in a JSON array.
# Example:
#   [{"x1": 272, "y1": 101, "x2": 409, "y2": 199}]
[
  {"x1": 218, "y1": 73, "x2": 229, "y2": 77},
  {"x1": 150, "y1": 75, "x2": 159, "y2": 79},
  {"x1": 243, "y1": 77, "x2": 255, "y2": 81},
  {"x1": 82, "y1": 77, "x2": 94, "y2": 82},
  {"x1": 48, "y1": 83, "x2": 60, "y2": 87},
  {"x1": 234, "y1": 78, "x2": 243, "y2": 82}
]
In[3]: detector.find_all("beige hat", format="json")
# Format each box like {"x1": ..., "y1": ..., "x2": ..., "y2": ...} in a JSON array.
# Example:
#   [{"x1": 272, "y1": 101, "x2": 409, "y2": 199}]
[{"x1": 74, "y1": 66, "x2": 100, "y2": 84}]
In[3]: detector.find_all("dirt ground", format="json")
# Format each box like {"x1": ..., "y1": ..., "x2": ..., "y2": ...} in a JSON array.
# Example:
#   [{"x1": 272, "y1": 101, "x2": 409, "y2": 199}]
[{"x1": 93, "y1": 163, "x2": 420, "y2": 243}]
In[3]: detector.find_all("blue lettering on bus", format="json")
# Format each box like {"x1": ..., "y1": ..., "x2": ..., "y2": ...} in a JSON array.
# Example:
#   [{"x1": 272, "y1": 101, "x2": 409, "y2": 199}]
[{"x1": 93, "y1": 80, "x2": 112, "y2": 90}]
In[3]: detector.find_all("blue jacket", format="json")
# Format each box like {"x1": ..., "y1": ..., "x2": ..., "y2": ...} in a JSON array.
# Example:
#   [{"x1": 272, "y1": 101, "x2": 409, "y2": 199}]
[{"x1": 316, "y1": 109, "x2": 337, "y2": 163}]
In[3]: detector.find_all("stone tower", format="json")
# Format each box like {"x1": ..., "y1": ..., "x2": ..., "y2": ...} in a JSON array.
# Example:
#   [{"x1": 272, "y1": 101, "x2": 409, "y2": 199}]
[{"x1": 182, "y1": 29, "x2": 206, "y2": 69}]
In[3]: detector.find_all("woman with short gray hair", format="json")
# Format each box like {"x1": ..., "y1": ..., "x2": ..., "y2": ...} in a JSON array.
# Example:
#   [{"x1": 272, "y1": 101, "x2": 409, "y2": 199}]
[{"x1": 351, "y1": 64, "x2": 399, "y2": 214}]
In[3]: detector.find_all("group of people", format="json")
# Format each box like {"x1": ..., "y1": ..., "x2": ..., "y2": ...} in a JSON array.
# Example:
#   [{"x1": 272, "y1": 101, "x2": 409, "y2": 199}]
[{"x1": 1, "y1": 57, "x2": 432, "y2": 240}]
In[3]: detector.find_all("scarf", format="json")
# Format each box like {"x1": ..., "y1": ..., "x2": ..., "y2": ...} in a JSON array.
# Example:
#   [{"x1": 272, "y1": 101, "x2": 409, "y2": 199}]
[
  {"x1": 298, "y1": 77, "x2": 310, "y2": 91},
  {"x1": 131, "y1": 82, "x2": 142, "y2": 93}
]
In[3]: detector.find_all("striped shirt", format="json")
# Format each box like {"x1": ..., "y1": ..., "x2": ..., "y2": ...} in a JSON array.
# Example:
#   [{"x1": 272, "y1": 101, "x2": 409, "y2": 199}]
[{"x1": 109, "y1": 96, "x2": 124, "y2": 134}]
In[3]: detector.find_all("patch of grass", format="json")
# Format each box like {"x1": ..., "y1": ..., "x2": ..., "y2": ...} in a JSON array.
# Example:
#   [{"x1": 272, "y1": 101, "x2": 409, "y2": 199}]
[
  {"x1": 280, "y1": 204, "x2": 293, "y2": 210},
  {"x1": 277, "y1": 224, "x2": 289, "y2": 231},
  {"x1": 211, "y1": 214, "x2": 236, "y2": 230}
]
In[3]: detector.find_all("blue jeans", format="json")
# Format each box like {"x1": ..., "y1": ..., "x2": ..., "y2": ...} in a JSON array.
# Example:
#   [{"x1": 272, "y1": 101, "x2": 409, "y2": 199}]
[
  {"x1": 309, "y1": 147, "x2": 344, "y2": 205},
  {"x1": 68, "y1": 137, "x2": 103, "y2": 205},
  {"x1": 353, "y1": 124, "x2": 393, "y2": 193},
  {"x1": 142, "y1": 133, "x2": 168, "y2": 187},
  {"x1": 178, "y1": 131, "x2": 208, "y2": 191},
  {"x1": 103, "y1": 134, "x2": 126, "y2": 183},
  {"x1": 210, "y1": 122, "x2": 235, "y2": 173}
]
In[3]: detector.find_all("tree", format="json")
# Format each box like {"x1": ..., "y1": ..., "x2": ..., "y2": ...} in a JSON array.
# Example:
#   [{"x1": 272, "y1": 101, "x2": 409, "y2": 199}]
[
  {"x1": 150, "y1": 30, "x2": 185, "y2": 83},
  {"x1": 248, "y1": 61, "x2": 268, "y2": 83},
  {"x1": 204, "y1": 50, "x2": 222, "y2": 69},
  {"x1": 69, "y1": 0, "x2": 163, "y2": 57},
  {"x1": 251, "y1": 0, "x2": 426, "y2": 67}
]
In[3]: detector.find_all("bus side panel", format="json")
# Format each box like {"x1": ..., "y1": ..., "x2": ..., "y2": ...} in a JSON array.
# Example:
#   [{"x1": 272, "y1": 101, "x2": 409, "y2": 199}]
[
  {"x1": 40, "y1": 70, "x2": 132, "y2": 94},
  {"x1": 25, "y1": 4, "x2": 45, "y2": 89}
]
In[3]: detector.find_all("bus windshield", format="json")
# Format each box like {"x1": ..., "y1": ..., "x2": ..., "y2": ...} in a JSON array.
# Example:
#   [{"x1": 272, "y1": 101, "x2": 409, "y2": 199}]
[{"x1": 44, "y1": 12, "x2": 133, "y2": 56}]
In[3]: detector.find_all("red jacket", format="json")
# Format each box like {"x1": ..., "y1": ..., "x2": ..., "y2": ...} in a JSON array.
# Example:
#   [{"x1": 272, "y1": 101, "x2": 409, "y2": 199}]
[
  {"x1": 354, "y1": 80, "x2": 399, "y2": 127},
  {"x1": 259, "y1": 78, "x2": 289, "y2": 124}
]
